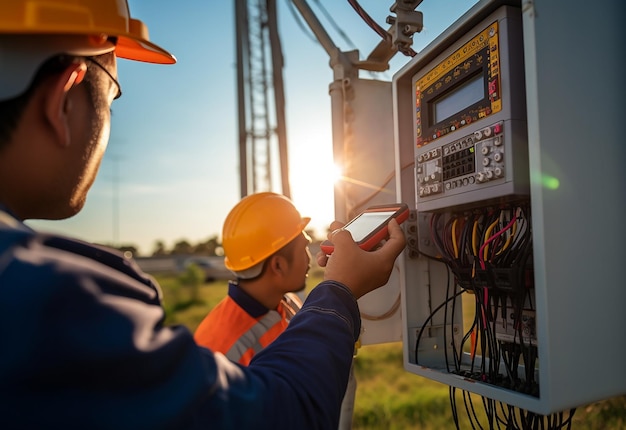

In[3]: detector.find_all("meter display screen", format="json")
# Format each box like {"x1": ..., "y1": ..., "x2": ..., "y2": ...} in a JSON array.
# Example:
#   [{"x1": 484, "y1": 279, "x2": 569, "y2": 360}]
[
  {"x1": 433, "y1": 73, "x2": 484, "y2": 124},
  {"x1": 414, "y1": 20, "x2": 502, "y2": 148},
  {"x1": 345, "y1": 211, "x2": 396, "y2": 242}
]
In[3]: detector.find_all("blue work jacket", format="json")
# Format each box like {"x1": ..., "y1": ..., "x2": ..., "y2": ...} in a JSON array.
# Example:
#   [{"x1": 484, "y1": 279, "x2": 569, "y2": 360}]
[{"x1": 0, "y1": 206, "x2": 360, "y2": 429}]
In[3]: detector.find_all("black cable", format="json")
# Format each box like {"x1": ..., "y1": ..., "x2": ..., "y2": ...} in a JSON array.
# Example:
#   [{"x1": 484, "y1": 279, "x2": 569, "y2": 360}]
[
  {"x1": 443, "y1": 262, "x2": 455, "y2": 372},
  {"x1": 459, "y1": 213, "x2": 475, "y2": 267},
  {"x1": 434, "y1": 203, "x2": 585, "y2": 429},
  {"x1": 498, "y1": 341, "x2": 516, "y2": 390},
  {"x1": 450, "y1": 386, "x2": 461, "y2": 429},
  {"x1": 472, "y1": 392, "x2": 484, "y2": 430},
  {"x1": 346, "y1": 0, "x2": 390, "y2": 42},
  {"x1": 430, "y1": 213, "x2": 450, "y2": 263},
  {"x1": 457, "y1": 314, "x2": 477, "y2": 371},
  {"x1": 562, "y1": 409, "x2": 577, "y2": 429},
  {"x1": 507, "y1": 405, "x2": 518, "y2": 429},
  {"x1": 418, "y1": 217, "x2": 468, "y2": 373},
  {"x1": 443, "y1": 215, "x2": 458, "y2": 260},
  {"x1": 462, "y1": 390, "x2": 479, "y2": 430},
  {"x1": 489, "y1": 293, "x2": 502, "y2": 380},
  {"x1": 474, "y1": 289, "x2": 488, "y2": 376},
  {"x1": 468, "y1": 292, "x2": 483, "y2": 374},
  {"x1": 414, "y1": 289, "x2": 464, "y2": 365},
  {"x1": 449, "y1": 278, "x2": 462, "y2": 372},
  {"x1": 475, "y1": 285, "x2": 499, "y2": 382},
  {"x1": 418, "y1": 249, "x2": 445, "y2": 261},
  {"x1": 496, "y1": 402, "x2": 513, "y2": 429}
]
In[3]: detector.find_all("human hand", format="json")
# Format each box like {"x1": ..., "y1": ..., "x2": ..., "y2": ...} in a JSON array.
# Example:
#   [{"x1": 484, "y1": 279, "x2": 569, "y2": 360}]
[{"x1": 317, "y1": 218, "x2": 406, "y2": 299}]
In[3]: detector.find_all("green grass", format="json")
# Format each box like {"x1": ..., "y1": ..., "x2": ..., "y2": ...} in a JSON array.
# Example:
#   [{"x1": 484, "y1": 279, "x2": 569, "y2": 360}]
[
  {"x1": 154, "y1": 273, "x2": 626, "y2": 429},
  {"x1": 352, "y1": 342, "x2": 456, "y2": 429}
]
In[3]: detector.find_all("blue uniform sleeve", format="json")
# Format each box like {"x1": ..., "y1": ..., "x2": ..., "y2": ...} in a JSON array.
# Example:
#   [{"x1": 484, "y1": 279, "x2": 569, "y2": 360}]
[{"x1": 0, "y1": 227, "x2": 360, "y2": 430}]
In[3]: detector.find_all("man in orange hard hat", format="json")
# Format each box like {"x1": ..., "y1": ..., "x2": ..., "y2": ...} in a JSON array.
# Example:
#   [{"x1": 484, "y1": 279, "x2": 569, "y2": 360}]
[
  {"x1": 195, "y1": 193, "x2": 359, "y2": 429},
  {"x1": 195, "y1": 192, "x2": 310, "y2": 366},
  {"x1": 0, "y1": 1, "x2": 407, "y2": 429}
]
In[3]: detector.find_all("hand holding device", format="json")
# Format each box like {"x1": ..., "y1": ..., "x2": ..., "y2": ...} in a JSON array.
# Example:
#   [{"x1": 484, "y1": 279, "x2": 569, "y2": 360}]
[
  {"x1": 320, "y1": 203, "x2": 409, "y2": 255},
  {"x1": 319, "y1": 216, "x2": 407, "y2": 299}
]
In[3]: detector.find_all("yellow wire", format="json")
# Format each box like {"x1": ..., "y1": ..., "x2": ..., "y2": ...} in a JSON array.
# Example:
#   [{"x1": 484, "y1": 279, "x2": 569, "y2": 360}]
[
  {"x1": 452, "y1": 218, "x2": 459, "y2": 258},
  {"x1": 495, "y1": 208, "x2": 520, "y2": 256},
  {"x1": 496, "y1": 209, "x2": 513, "y2": 255},
  {"x1": 482, "y1": 218, "x2": 499, "y2": 262},
  {"x1": 472, "y1": 218, "x2": 480, "y2": 256}
]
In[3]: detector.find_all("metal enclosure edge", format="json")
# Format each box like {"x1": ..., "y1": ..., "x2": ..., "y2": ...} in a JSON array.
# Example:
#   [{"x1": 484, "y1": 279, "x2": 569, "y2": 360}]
[{"x1": 394, "y1": 0, "x2": 626, "y2": 415}]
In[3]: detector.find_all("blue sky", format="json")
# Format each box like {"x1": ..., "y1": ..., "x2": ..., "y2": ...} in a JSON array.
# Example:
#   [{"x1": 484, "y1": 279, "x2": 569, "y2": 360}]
[{"x1": 29, "y1": 0, "x2": 477, "y2": 255}]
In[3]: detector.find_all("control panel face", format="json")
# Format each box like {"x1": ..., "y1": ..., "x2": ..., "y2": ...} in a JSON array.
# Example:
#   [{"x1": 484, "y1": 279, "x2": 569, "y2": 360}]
[
  {"x1": 412, "y1": 8, "x2": 528, "y2": 212},
  {"x1": 417, "y1": 121, "x2": 506, "y2": 200}
]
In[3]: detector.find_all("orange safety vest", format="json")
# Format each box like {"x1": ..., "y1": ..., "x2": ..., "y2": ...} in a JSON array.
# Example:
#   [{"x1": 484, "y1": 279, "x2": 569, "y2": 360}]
[{"x1": 194, "y1": 292, "x2": 301, "y2": 366}]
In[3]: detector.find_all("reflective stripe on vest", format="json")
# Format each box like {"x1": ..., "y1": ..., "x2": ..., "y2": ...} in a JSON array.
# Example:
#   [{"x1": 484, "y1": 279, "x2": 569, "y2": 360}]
[{"x1": 225, "y1": 309, "x2": 282, "y2": 363}]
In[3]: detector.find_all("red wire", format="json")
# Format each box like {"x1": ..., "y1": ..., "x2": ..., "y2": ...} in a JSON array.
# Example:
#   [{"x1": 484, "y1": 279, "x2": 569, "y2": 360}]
[{"x1": 478, "y1": 213, "x2": 517, "y2": 270}]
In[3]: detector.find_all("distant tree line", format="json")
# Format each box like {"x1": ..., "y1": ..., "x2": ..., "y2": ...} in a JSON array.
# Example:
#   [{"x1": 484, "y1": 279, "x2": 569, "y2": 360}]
[
  {"x1": 100, "y1": 236, "x2": 223, "y2": 258},
  {"x1": 102, "y1": 228, "x2": 322, "y2": 258},
  {"x1": 151, "y1": 236, "x2": 223, "y2": 257}
]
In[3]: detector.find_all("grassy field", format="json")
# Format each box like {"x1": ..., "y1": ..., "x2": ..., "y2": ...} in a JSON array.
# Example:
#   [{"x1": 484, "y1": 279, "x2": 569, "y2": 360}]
[{"x1": 155, "y1": 272, "x2": 626, "y2": 429}]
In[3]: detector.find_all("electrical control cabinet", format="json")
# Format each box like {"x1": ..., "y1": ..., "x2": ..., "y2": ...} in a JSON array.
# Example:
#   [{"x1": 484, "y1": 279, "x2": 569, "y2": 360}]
[{"x1": 393, "y1": 0, "x2": 626, "y2": 416}]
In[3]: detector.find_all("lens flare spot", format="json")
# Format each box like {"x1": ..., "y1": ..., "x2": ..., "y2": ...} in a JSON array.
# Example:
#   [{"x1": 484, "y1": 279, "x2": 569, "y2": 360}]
[{"x1": 541, "y1": 175, "x2": 560, "y2": 190}]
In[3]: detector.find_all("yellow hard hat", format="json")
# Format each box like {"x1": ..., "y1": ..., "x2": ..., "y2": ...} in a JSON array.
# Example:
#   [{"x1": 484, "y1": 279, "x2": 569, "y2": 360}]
[
  {"x1": 0, "y1": 0, "x2": 175, "y2": 63},
  {"x1": 0, "y1": 0, "x2": 175, "y2": 100},
  {"x1": 223, "y1": 192, "x2": 311, "y2": 272}
]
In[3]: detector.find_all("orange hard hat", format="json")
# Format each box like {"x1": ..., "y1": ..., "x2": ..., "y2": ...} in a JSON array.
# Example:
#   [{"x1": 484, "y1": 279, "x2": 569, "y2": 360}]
[
  {"x1": 222, "y1": 192, "x2": 311, "y2": 273},
  {"x1": 0, "y1": 0, "x2": 175, "y2": 100}
]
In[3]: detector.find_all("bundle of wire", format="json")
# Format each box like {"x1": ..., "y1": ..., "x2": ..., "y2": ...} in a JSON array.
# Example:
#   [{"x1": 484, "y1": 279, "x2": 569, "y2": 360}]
[
  {"x1": 449, "y1": 386, "x2": 576, "y2": 430},
  {"x1": 414, "y1": 203, "x2": 576, "y2": 429}
]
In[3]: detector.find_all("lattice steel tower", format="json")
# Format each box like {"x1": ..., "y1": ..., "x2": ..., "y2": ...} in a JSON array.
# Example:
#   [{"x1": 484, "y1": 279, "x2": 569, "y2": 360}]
[{"x1": 235, "y1": 0, "x2": 291, "y2": 198}]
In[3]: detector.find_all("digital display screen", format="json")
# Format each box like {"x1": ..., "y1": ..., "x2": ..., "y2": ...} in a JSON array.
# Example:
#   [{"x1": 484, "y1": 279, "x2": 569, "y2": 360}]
[
  {"x1": 433, "y1": 73, "x2": 484, "y2": 124},
  {"x1": 345, "y1": 211, "x2": 396, "y2": 242}
]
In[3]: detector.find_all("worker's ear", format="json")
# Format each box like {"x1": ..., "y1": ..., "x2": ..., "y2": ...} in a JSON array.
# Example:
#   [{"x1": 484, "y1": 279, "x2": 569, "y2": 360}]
[
  {"x1": 43, "y1": 61, "x2": 87, "y2": 147},
  {"x1": 267, "y1": 254, "x2": 288, "y2": 277}
]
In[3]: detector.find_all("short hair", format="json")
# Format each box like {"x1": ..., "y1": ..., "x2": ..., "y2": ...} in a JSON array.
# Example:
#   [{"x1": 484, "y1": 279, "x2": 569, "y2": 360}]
[{"x1": 0, "y1": 53, "x2": 109, "y2": 149}]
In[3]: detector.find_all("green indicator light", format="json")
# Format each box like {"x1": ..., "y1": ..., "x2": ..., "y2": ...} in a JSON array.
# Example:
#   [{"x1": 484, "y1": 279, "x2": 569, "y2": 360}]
[{"x1": 541, "y1": 175, "x2": 560, "y2": 190}]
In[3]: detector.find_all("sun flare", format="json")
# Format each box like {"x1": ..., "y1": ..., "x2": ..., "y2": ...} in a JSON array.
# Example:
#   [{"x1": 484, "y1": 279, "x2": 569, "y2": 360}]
[{"x1": 288, "y1": 151, "x2": 339, "y2": 240}]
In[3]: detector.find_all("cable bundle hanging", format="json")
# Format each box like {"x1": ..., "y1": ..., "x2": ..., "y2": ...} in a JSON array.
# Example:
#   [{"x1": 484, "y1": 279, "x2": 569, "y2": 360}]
[{"x1": 414, "y1": 202, "x2": 574, "y2": 428}]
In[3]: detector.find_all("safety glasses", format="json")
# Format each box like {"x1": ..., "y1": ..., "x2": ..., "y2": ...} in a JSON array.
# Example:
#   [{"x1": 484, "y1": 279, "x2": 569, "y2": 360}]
[{"x1": 85, "y1": 56, "x2": 122, "y2": 100}]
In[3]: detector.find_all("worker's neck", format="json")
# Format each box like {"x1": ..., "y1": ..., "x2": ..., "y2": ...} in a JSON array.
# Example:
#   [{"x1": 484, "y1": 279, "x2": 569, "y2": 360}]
[{"x1": 238, "y1": 279, "x2": 283, "y2": 311}]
